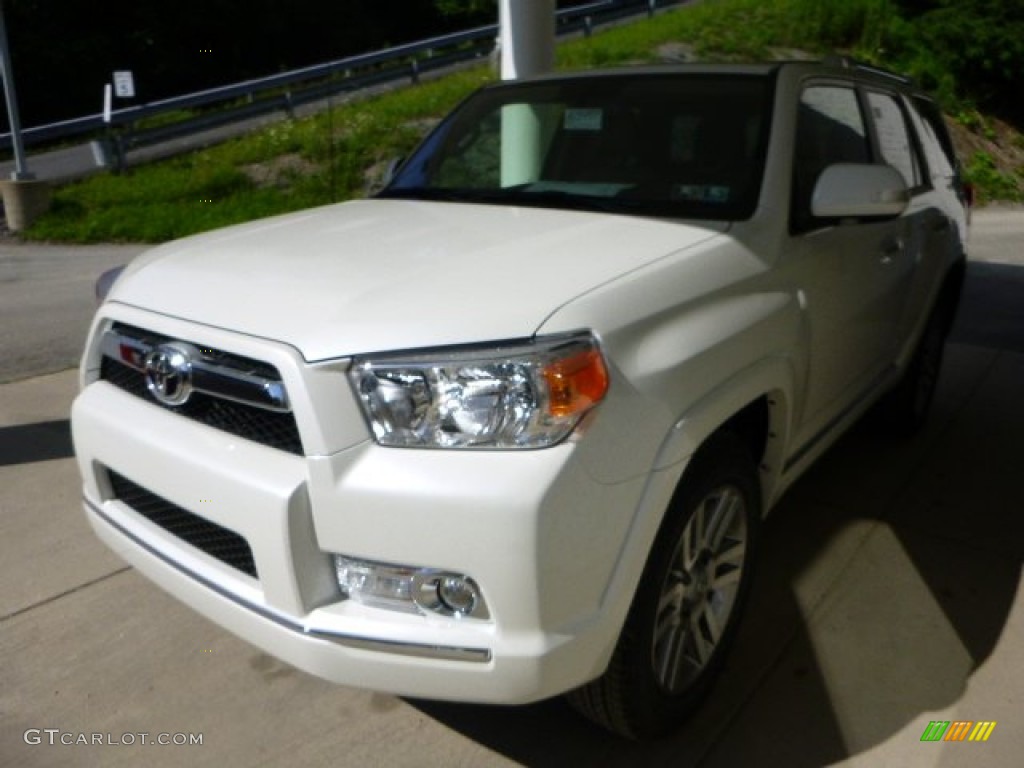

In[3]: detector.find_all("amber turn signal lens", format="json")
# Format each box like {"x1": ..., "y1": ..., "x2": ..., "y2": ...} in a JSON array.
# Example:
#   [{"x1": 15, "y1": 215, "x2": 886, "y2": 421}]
[{"x1": 543, "y1": 347, "x2": 609, "y2": 418}]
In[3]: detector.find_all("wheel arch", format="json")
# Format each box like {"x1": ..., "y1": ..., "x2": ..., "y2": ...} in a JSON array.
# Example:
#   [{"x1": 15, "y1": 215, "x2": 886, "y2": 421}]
[
  {"x1": 650, "y1": 355, "x2": 795, "y2": 514},
  {"x1": 571, "y1": 423, "x2": 770, "y2": 737},
  {"x1": 938, "y1": 254, "x2": 967, "y2": 335},
  {"x1": 581, "y1": 359, "x2": 794, "y2": 686}
]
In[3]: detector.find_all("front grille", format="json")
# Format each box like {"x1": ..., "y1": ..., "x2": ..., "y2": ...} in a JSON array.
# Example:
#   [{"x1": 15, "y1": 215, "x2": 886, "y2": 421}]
[
  {"x1": 100, "y1": 323, "x2": 303, "y2": 455},
  {"x1": 108, "y1": 470, "x2": 258, "y2": 579}
]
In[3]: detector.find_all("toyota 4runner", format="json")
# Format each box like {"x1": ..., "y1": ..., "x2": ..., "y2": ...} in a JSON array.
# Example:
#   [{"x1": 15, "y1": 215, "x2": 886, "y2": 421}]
[{"x1": 72, "y1": 59, "x2": 968, "y2": 738}]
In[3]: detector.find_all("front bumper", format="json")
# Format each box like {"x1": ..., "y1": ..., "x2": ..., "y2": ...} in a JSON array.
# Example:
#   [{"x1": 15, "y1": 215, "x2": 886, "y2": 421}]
[{"x1": 71, "y1": 309, "x2": 651, "y2": 704}]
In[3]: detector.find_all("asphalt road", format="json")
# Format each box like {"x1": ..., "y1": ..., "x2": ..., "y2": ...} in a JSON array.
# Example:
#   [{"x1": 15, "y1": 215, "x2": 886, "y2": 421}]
[
  {"x1": 1, "y1": 208, "x2": 1022, "y2": 767},
  {"x1": 0, "y1": 243, "x2": 145, "y2": 384}
]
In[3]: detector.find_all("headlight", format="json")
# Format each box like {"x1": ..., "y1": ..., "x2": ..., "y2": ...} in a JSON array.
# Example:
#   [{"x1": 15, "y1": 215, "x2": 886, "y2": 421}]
[{"x1": 349, "y1": 333, "x2": 608, "y2": 449}]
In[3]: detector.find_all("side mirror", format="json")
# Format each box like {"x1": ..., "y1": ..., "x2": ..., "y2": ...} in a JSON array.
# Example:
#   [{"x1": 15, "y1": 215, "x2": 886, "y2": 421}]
[
  {"x1": 95, "y1": 265, "x2": 126, "y2": 303},
  {"x1": 812, "y1": 163, "x2": 909, "y2": 219}
]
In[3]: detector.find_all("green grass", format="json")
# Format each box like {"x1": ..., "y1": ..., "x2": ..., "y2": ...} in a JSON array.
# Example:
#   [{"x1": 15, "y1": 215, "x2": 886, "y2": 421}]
[
  {"x1": 964, "y1": 151, "x2": 1024, "y2": 203},
  {"x1": 28, "y1": 67, "x2": 492, "y2": 243},
  {"x1": 24, "y1": 0, "x2": 1020, "y2": 243},
  {"x1": 559, "y1": 0, "x2": 893, "y2": 68}
]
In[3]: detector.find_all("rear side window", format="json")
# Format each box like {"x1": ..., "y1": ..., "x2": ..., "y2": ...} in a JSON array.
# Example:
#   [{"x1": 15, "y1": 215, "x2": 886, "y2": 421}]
[
  {"x1": 792, "y1": 85, "x2": 871, "y2": 233},
  {"x1": 911, "y1": 96, "x2": 958, "y2": 179},
  {"x1": 866, "y1": 91, "x2": 924, "y2": 190}
]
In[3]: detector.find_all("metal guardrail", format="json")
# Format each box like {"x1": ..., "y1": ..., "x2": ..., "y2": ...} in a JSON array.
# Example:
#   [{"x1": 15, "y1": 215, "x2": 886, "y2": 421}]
[{"x1": 1, "y1": 0, "x2": 682, "y2": 161}]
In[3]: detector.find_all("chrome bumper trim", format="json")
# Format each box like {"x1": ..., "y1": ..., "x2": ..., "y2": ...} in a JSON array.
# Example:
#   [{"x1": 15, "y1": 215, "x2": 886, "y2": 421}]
[{"x1": 87, "y1": 497, "x2": 492, "y2": 664}]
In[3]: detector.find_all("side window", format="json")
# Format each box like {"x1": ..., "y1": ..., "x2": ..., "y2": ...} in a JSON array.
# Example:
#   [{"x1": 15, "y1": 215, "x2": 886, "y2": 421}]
[
  {"x1": 792, "y1": 85, "x2": 871, "y2": 233},
  {"x1": 911, "y1": 96, "x2": 957, "y2": 179},
  {"x1": 866, "y1": 91, "x2": 924, "y2": 190}
]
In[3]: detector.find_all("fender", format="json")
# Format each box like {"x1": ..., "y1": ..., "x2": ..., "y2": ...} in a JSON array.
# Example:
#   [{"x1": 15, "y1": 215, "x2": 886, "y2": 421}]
[
  {"x1": 570, "y1": 354, "x2": 796, "y2": 681},
  {"x1": 651, "y1": 355, "x2": 795, "y2": 506},
  {"x1": 573, "y1": 302, "x2": 801, "y2": 678},
  {"x1": 625, "y1": 288, "x2": 802, "y2": 480}
]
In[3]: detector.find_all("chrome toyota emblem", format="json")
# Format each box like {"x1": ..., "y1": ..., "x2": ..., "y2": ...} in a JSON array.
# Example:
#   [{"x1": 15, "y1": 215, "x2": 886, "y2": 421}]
[{"x1": 144, "y1": 343, "x2": 194, "y2": 406}]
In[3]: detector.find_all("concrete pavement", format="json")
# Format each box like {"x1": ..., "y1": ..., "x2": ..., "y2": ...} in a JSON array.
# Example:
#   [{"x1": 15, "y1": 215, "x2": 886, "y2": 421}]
[{"x1": 1, "y1": 210, "x2": 1022, "y2": 766}]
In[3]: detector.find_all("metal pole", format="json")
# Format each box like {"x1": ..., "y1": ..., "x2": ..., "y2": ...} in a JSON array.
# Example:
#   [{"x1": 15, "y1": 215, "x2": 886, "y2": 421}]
[
  {"x1": 499, "y1": 0, "x2": 555, "y2": 81},
  {"x1": 0, "y1": 0, "x2": 32, "y2": 180}
]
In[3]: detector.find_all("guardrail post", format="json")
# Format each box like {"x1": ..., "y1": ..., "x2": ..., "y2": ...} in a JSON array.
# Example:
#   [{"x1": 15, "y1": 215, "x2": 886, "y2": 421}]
[
  {"x1": 410, "y1": 59, "x2": 420, "y2": 85},
  {"x1": 648, "y1": 0, "x2": 657, "y2": 18},
  {"x1": 113, "y1": 131, "x2": 126, "y2": 175},
  {"x1": 584, "y1": 16, "x2": 593, "y2": 37},
  {"x1": 90, "y1": 137, "x2": 112, "y2": 168}
]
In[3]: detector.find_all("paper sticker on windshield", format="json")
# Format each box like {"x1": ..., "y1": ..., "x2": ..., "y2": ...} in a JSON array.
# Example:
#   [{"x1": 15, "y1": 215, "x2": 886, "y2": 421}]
[
  {"x1": 564, "y1": 108, "x2": 603, "y2": 131},
  {"x1": 673, "y1": 185, "x2": 731, "y2": 203}
]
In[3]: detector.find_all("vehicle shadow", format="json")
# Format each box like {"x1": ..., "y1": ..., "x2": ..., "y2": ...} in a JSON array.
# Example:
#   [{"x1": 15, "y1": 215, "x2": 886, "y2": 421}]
[
  {"x1": 0, "y1": 419, "x2": 73, "y2": 466},
  {"x1": 408, "y1": 261, "x2": 1024, "y2": 766}
]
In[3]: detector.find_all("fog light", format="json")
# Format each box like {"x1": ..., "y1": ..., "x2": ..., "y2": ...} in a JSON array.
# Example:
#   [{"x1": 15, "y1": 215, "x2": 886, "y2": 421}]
[
  {"x1": 333, "y1": 555, "x2": 489, "y2": 620},
  {"x1": 437, "y1": 575, "x2": 479, "y2": 616}
]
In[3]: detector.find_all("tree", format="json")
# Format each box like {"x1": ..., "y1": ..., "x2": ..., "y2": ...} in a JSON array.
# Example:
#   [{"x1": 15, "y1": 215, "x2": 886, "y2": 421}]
[{"x1": 892, "y1": 0, "x2": 1024, "y2": 122}]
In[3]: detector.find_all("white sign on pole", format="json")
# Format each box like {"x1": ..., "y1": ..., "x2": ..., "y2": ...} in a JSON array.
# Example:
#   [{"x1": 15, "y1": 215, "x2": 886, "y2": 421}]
[
  {"x1": 113, "y1": 70, "x2": 135, "y2": 98},
  {"x1": 103, "y1": 83, "x2": 112, "y2": 123}
]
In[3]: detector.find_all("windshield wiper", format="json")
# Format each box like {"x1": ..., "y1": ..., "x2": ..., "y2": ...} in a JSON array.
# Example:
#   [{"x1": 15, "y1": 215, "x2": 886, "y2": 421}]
[
  {"x1": 500, "y1": 187, "x2": 652, "y2": 214},
  {"x1": 378, "y1": 185, "x2": 650, "y2": 215}
]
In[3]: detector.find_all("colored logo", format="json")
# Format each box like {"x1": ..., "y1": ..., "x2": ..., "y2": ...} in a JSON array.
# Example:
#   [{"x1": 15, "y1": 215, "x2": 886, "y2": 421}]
[{"x1": 920, "y1": 720, "x2": 997, "y2": 742}]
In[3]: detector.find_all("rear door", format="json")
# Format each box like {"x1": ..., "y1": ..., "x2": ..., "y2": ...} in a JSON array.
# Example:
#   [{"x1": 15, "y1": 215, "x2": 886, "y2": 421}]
[
  {"x1": 861, "y1": 87, "x2": 944, "y2": 360},
  {"x1": 889, "y1": 94, "x2": 967, "y2": 352}
]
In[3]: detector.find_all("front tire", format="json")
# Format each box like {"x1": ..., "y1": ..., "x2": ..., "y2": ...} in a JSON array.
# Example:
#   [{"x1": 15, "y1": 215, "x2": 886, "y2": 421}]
[{"x1": 567, "y1": 432, "x2": 761, "y2": 739}]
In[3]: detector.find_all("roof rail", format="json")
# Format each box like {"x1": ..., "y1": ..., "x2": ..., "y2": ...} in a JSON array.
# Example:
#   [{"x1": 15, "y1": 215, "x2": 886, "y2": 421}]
[{"x1": 822, "y1": 54, "x2": 915, "y2": 86}]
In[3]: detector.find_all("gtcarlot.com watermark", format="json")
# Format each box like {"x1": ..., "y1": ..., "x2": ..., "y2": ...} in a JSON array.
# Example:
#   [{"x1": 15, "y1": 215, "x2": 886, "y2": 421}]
[{"x1": 24, "y1": 729, "x2": 203, "y2": 747}]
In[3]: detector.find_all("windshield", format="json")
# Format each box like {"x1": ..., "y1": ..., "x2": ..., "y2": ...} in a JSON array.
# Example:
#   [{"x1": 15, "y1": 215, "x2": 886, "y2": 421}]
[{"x1": 381, "y1": 73, "x2": 775, "y2": 220}]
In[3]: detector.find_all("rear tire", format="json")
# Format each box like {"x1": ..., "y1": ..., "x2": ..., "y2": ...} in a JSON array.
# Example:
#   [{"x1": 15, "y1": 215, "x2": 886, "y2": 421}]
[
  {"x1": 567, "y1": 432, "x2": 761, "y2": 739},
  {"x1": 877, "y1": 299, "x2": 950, "y2": 436}
]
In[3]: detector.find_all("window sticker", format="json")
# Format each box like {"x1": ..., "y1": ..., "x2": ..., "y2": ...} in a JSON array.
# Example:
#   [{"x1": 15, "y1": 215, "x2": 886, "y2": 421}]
[
  {"x1": 564, "y1": 108, "x2": 604, "y2": 131},
  {"x1": 673, "y1": 185, "x2": 731, "y2": 203}
]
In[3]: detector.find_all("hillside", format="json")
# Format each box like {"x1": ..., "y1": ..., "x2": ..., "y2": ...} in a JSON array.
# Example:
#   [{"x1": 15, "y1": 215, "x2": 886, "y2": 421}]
[{"x1": 947, "y1": 116, "x2": 1024, "y2": 204}]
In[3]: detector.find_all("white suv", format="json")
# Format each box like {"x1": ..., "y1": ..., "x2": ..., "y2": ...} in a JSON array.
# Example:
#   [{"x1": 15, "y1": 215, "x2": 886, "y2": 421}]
[{"x1": 73, "y1": 59, "x2": 967, "y2": 738}]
